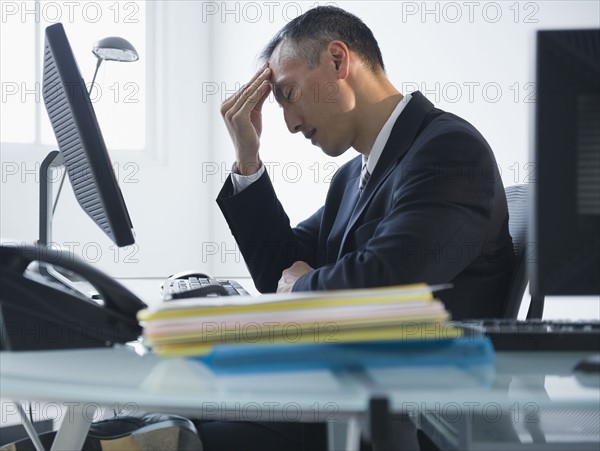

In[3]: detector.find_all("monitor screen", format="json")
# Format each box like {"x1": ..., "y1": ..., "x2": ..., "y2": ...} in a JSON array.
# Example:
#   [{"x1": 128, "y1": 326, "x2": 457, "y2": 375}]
[
  {"x1": 530, "y1": 29, "x2": 600, "y2": 297},
  {"x1": 42, "y1": 23, "x2": 135, "y2": 247}
]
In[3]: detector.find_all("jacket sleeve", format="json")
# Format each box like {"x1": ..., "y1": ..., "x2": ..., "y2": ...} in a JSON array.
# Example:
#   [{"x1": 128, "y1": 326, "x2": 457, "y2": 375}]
[{"x1": 217, "y1": 169, "x2": 322, "y2": 293}]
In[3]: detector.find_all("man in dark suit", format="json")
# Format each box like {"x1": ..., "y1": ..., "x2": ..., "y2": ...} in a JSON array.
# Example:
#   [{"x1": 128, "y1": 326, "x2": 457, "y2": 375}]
[
  {"x1": 218, "y1": 6, "x2": 515, "y2": 320},
  {"x1": 209, "y1": 6, "x2": 516, "y2": 450}
]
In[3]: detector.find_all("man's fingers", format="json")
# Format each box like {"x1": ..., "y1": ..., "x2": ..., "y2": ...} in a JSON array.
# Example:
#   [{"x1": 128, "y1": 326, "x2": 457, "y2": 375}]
[
  {"x1": 221, "y1": 80, "x2": 252, "y2": 113},
  {"x1": 254, "y1": 81, "x2": 272, "y2": 112},
  {"x1": 225, "y1": 67, "x2": 271, "y2": 121},
  {"x1": 234, "y1": 80, "x2": 270, "y2": 119},
  {"x1": 221, "y1": 65, "x2": 270, "y2": 118},
  {"x1": 219, "y1": 65, "x2": 271, "y2": 169},
  {"x1": 221, "y1": 63, "x2": 267, "y2": 107}
]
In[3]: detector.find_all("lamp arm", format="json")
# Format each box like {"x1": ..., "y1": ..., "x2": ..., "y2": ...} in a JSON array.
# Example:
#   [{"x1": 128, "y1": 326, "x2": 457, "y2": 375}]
[{"x1": 89, "y1": 58, "x2": 103, "y2": 96}]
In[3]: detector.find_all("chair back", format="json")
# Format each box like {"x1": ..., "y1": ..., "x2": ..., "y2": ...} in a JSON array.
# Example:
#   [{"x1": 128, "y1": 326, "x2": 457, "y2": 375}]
[{"x1": 503, "y1": 184, "x2": 529, "y2": 318}]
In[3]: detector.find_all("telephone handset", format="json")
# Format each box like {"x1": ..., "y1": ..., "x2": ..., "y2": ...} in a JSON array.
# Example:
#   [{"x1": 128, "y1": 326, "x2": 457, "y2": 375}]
[{"x1": 0, "y1": 243, "x2": 147, "y2": 351}]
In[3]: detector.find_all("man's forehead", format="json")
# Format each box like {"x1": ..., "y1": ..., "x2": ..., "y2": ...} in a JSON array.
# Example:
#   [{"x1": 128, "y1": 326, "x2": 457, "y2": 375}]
[
  {"x1": 268, "y1": 41, "x2": 304, "y2": 83},
  {"x1": 269, "y1": 40, "x2": 294, "y2": 66}
]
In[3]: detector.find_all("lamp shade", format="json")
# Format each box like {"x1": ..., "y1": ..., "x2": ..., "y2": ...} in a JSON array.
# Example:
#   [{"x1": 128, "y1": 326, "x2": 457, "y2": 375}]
[{"x1": 92, "y1": 36, "x2": 139, "y2": 62}]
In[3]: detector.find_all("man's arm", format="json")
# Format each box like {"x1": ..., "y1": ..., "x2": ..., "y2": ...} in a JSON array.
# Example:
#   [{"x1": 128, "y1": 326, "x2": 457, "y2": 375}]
[{"x1": 217, "y1": 168, "x2": 322, "y2": 293}]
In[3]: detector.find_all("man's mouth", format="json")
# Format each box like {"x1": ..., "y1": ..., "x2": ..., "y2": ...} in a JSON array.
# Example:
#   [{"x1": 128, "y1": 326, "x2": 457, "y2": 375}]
[{"x1": 305, "y1": 129, "x2": 316, "y2": 143}]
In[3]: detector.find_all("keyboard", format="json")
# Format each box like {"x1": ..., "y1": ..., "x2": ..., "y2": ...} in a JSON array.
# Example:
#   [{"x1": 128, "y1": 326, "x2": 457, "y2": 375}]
[
  {"x1": 162, "y1": 276, "x2": 250, "y2": 299},
  {"x1": 455, "y1": 319, "x2": 600, "y2": 351}
]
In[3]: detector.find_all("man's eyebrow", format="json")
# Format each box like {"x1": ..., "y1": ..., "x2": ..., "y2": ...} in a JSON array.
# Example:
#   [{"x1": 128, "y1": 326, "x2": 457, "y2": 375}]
[
  {"x1": 271, "y1": 73, "x2": 292, "y2": 90},
  {"x1": 271, "y1": 80, "x2": 286, "y2": 101},
  {"x1": 271, "y1": 79, "x2": 285, "y2": 91}
]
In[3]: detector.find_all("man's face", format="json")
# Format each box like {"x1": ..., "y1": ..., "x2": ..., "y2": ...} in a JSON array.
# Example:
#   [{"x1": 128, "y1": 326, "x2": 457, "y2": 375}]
[{"x1": 268, "y1": 42, "x2": 355, "y2": 157}]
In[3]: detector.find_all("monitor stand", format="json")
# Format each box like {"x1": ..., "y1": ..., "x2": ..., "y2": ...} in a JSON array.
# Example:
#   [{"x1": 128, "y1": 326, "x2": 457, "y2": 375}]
[{"x1": 35, "y1": 150, "x2": 100, "y2": 301}]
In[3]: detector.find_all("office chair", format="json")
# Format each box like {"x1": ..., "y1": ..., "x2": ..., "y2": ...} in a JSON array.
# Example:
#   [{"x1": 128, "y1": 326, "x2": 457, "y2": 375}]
[
  {"x1": 503, "y1": 184, "x2": 530, "y2": 318},
  {"x1": 502, "y1": 184, "x2": 545, "y2": 319}
]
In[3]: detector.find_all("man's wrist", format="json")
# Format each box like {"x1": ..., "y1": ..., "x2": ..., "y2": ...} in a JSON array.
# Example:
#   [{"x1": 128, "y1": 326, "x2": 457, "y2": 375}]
[
  {"x1": 230, "y1": 162, "x2": 265, "y2": 195},
  {"x1": 234, "y1": 159, "x2": 262, "y2": 176}
]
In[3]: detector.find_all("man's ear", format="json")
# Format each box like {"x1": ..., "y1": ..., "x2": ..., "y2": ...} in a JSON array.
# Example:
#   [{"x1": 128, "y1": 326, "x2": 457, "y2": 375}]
[{"x1": 328, "y1": 41, "x2": 350, "y2": 79}]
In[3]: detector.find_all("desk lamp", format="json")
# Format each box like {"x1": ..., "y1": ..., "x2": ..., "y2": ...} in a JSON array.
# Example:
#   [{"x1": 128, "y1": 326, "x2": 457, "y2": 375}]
[{"x1": 89, "y1": 36, "x2": 139, "y2": 94}]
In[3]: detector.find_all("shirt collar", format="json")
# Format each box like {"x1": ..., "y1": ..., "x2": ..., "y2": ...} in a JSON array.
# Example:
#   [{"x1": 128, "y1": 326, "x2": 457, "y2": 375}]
[{"x1": 361, "y1": 93, "x2": 412, "y2": 175}]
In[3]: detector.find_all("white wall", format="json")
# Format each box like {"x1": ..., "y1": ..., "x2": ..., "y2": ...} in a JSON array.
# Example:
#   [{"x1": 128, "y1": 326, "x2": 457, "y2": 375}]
[{"x1": 1, "y1": 1, "x2": 599, "y2": 300}]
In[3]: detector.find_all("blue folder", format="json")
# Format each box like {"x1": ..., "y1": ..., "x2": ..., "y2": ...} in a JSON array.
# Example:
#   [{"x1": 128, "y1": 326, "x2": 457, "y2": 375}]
[{"x1": 192, "y1": 337, "x2": 495, "y2": 374}]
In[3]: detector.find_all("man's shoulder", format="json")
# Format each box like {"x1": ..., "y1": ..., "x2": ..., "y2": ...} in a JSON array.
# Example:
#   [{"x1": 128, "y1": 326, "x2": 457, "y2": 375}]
[
  {"x1": 421, "y1": 109, "x2": 485, "y2": 140},
  {"x1": 410, "y1": 109, "x2": 493, "y2": 157},
  {"x1": 399, "y1": 91, "x2": 484, "y2": 142}
]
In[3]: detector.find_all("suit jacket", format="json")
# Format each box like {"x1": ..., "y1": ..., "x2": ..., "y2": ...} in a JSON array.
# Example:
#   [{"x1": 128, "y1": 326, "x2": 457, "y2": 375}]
[{"x1": 217, "y1": 91, "x2": 515, "y2": 319}]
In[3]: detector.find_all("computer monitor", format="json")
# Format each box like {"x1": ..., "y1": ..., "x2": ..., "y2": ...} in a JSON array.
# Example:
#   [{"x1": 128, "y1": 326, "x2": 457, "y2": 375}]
[
  {"x1": 530, "y1": 29, "x2": 600, "y2": 305},
  {"x1": 42, "y1": 23, "x2": 135, "y2": 247}
]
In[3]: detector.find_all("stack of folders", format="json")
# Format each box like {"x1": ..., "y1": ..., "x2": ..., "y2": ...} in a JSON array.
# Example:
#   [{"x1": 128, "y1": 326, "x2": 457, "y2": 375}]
[{"x1": 137, "y1": 284, "x2": 494, "y2": 373}]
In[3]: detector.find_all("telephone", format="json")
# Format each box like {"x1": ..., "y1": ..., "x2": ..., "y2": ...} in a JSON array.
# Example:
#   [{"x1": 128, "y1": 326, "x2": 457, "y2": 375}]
[{"x1": 0, "y1": 243, "x2": 147, "y2": 351}]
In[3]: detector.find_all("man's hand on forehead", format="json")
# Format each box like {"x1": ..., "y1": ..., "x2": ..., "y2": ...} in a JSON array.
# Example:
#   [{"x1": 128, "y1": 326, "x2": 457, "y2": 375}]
[{"x1": 220, "y1": 63, "x2": 272, "y2": 175}]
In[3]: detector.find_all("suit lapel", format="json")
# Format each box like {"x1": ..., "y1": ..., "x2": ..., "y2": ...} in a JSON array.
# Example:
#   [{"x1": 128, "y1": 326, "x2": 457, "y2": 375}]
[
  {"x1": 327, "y1": 171, "x2": 360, "y2": 262},
  {"x1": 337, "y1": 92, "x2": 435, "y2": 258}
]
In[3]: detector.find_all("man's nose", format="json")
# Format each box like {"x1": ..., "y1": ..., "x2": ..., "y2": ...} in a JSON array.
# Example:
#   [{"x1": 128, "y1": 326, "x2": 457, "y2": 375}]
[{"x1": 284, "y1": 109, "x2": 303, "y2": 134}]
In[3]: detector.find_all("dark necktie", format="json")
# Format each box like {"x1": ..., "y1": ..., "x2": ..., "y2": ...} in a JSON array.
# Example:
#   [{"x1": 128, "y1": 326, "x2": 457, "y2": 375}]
[{"x1": 359, "y1": 163, "x2": 371, "y2": 194}]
